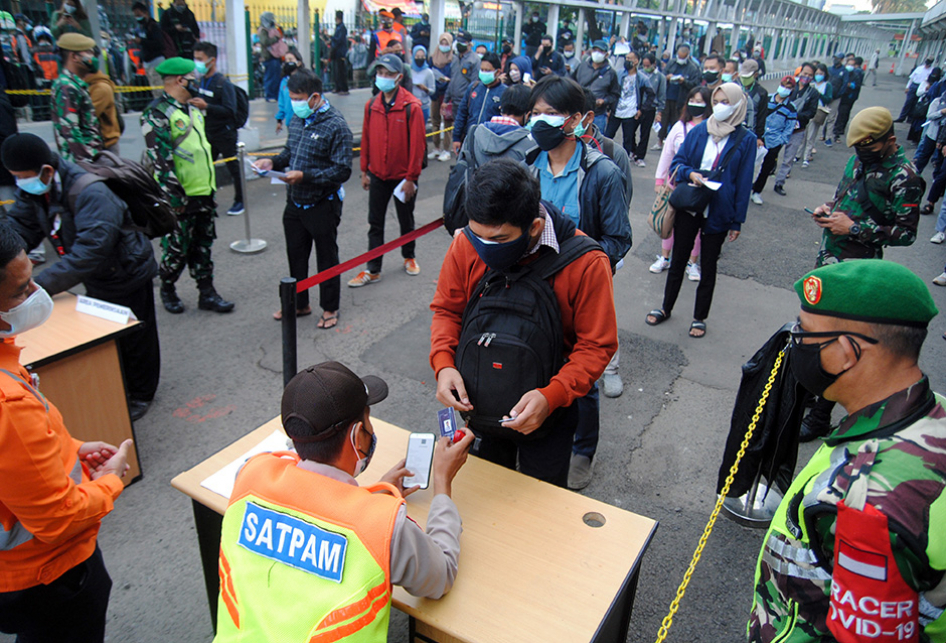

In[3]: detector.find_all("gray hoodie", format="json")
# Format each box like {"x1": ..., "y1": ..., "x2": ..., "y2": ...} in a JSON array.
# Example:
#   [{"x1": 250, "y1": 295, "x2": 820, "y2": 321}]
[{"x1": 460, "y1": 121, "x2": 537, "y2": 166}]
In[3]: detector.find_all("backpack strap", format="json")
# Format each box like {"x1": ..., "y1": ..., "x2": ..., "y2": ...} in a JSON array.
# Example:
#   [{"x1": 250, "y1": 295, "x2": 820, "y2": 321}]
[
  {"x1": 528, "y1": 233, "x2": 603, "y2": 281},
  {"x1": 66, "y1": 172, "x2": 106, "y2": 216},
  {"x1": 712, "y1": 126, "x2": 748, "y2": 176}
]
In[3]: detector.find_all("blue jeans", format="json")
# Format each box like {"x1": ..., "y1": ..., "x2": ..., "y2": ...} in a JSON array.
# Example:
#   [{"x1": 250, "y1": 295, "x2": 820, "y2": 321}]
[
  {"x1": 936, "y1": 198, "x2": 946, "y2": 233},
  {"x1": 915, "y1": 135, "x2": 936, "y2": 174},
  {"x1": 422, "y1": 105, "x2": 430, "y2": 123},
  {"x1": 264, "y1": 58, "x2": 282, "y2": 100},
  {"x1": 573, "y1": 382, "x2": 599, "y2": 459},
  {"x1": 593, "y1": 113, "x2": 608, "y2": 135}
]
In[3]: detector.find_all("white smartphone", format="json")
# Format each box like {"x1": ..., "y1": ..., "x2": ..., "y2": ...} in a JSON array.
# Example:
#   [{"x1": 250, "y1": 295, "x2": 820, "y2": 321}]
[
  {"x1": 404, "y1": 433, "x2": 436, "y2": 490},
  {"x1": 523, "y1": 72, "x2": 532, "y2": 83}
]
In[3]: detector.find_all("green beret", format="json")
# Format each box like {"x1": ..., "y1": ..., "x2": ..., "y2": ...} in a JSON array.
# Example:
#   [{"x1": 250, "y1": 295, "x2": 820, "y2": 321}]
[
  {"x1": 156, "y1": 57, "x2": 196, "y2": 77},
  {"x1": 794, "y1": 260, "x2": 938, "y2": 328},
  {"x1": 846, "y1": 106, "x2": 894, "y2": 148},
  {"x1": 57, "y1": 32, "x2": 95, "y2": 52}
]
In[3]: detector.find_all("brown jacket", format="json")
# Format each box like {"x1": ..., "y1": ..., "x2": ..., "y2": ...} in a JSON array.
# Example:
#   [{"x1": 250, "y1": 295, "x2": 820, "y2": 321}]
[{"x1": 84, "y1": 72, "x2": 120, "y2": 149}]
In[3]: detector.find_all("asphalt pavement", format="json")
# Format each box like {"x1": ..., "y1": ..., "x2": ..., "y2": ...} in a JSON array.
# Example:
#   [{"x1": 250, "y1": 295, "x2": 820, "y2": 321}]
[{"x1": 4, "y1": 65, "x2": 946, "y2": 643}]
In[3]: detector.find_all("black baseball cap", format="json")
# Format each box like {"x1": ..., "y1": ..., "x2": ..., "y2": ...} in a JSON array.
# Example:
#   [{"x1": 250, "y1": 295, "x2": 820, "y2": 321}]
[
  {"x1": 281, "y1": 362, "x2": 388, "y2": 443},
  {"x1": 456, "y1": 29, "x2": 473, "y2": 44}
]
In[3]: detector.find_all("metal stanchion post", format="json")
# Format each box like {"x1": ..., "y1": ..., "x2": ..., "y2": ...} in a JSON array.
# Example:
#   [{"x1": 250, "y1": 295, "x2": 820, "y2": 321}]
[
  {"x1": 280, "y1": 278, "x2": 298, "y2": 388},
  {"x1": 230, "y1": 142, "x2": 267, "y2": 254}
]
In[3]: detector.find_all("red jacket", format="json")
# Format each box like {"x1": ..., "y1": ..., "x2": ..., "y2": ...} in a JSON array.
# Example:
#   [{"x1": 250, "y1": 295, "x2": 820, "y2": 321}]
[{"x1": 361, "y1": 86, "x2": 426, "y2": 183}]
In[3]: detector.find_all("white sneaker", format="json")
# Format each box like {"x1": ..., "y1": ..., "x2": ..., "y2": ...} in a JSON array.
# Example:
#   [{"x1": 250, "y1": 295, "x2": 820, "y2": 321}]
[
  {"x1": 649, "y1": 255, "x2": 670, "y2": 273},
  {"x1": 750, "y1": 192, "x2": 763, "y2": 205},
  {"x1": 635, "y1": 158, "x2": 646, "y2": 168},
  {"x1": 932, "y1": 231, "x2": 946, "y2": 244},
  {"x1": 427, "y1": 149, "x2": 440, "y2": 160},
  {"x1": 686, "y1": 262, "x2": 701, "y2": 282},
  {"x1": 438, "y1": 150, "x2": 451, "y2": 162},
  {"x1": 651, "y1": 142, "x2": 662, "y2": 150},
  {"x1": 934, "y1": 272, "x2": 946, "y2": 286}
]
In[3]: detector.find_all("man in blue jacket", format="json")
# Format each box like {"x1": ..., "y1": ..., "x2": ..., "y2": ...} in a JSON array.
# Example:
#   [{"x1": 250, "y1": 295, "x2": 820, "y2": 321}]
[
  {"x1": 452, "y1": 52, "x2": 506, "y2": 154},
  {"x1": 830, "y1": 53, "x2": 862, "y2": 147},
  {"x1": 533, "y1": 34, "x2": 564, "y2": 80},
  {"x1": 329, "y1": 11, "x2": 349, "y2": 95}
]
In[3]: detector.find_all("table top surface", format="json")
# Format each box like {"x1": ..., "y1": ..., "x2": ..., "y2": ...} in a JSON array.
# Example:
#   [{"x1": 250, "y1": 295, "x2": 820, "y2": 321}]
[
  {"x1": 171, "y1": 417, "x2": 658, "y2": 643},
  {"x1": 19, "y1": 293, "x2": 139, "y2": 367}
]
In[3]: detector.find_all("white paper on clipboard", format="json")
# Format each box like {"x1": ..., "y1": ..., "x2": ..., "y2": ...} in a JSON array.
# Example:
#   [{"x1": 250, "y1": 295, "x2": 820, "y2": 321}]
[{"x1": 200, "y1": 430, "x2": 295, "y2": 499}]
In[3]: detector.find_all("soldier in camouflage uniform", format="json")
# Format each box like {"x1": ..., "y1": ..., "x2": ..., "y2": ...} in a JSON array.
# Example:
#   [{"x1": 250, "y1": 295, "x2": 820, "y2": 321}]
[
  {"x1": 801, "y1": 106, "x2": 925, "y2": 442},
  {"x1": 810, "y1": 106, "x2": 923, "y2": 266},
  {"x1": 51, "y1": 33, "x2": 103, "y2": 163},
  {"x1": 748, "y1": 260, "x2": 946, "y2": 643},
  {"x1": 141, "y1": 56, "x2": 234, "y2": 314}
]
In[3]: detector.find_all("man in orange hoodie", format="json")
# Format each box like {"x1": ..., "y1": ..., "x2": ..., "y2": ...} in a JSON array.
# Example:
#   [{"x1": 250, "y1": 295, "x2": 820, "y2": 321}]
[
  {"x1": 349, "y1": 53, "x2": 426, "y2": 287},
  {"x1": 430, "y1": 159, "x2": 617, "y2": 486},
  {"x1": 0, "y1": 221, "x2": 133, "y2": 642}
]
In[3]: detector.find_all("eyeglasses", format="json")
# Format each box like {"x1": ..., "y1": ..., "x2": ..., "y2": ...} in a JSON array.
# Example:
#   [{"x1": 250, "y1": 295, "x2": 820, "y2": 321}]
[{"x1": 789, "y1": 321, "x2": 878, "y2": 355}]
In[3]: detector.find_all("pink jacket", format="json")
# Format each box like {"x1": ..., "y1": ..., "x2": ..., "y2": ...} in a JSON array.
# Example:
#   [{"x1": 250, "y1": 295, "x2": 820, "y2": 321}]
[{"x1": 655, "y1": 120, "x2": 694, "y2": 186}]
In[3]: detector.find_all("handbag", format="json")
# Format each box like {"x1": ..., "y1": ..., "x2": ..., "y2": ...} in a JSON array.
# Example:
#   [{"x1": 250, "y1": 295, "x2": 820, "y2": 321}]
[
  {"x1": 669, "y1": 127, "x2": 747, "y2": 214},
  {"x1": 441, "y1": 100, "x2": 454, "y2": 121},
  {"x1": 648, "y1": 169, "x2": 676, "y2": 239},
  {"x1": 813, "y1": 105, "x2": 829, "y2": 126}
]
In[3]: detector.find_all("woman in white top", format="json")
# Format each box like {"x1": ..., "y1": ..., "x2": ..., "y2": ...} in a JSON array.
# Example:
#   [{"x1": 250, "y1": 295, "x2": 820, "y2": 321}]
[
  {"x1": 650, "y1": 85, "x2": 711, "y2": 280},
  {"x1": 410, "y1": 45, "x2": 436, "y2": 122}
]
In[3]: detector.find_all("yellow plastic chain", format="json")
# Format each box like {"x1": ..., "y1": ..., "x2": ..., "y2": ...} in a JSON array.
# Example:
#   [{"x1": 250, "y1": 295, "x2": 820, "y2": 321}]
[{"x1": 652, "y1": 348, "x2": 785, "y2": 643}]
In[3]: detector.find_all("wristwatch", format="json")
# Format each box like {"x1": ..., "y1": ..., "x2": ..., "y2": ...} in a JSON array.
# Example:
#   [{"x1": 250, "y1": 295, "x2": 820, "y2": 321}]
[{"x1": 849, "y1": 222, "x2": 862, "y2": 237}]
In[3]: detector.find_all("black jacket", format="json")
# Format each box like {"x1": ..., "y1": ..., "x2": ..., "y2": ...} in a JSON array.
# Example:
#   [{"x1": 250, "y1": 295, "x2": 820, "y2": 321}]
[
  {"x1": 135, "y1": 17, "x2": 166, "y2": 63},
  {"x1": 716, "y1": 324, "x2": 811, "y2": 497},
  {"x1": 6, "y1": 158, "x2": 158, "y2": 298},
  {"x1": 160, "y1": 6, "x2": 200, "y2": 59},
  {"x1": 197, "y1": 72, "x2": 237, "y2": 137}
]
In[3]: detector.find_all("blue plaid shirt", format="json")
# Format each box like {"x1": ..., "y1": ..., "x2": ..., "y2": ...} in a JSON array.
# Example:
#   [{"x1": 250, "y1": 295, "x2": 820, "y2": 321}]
[{"x1": 271, "y1": 100, "x2": 353, "y2": 206}]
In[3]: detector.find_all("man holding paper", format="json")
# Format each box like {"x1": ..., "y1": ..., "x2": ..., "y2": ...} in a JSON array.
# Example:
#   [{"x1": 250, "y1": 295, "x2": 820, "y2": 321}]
[
  {"x1": 253, "y1": 70, "x2": 352, "y2": 329},
  {"x1": 348, "y1": 53, "x2": 426, "y2": 288},
  {"x1": 0, "y1": 133, "x2": 160, "y2": 420}
]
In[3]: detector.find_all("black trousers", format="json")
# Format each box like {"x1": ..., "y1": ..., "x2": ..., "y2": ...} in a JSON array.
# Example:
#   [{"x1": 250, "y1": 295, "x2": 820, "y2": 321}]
[
  {"x1": 753, "y1": 144, "x2": 782, "y2": 194},
  {"x1": 283, "y1": 198, "x2": 341, "y2": 312},
  {"x1": 86, "y1": 281, "x2": 161, "y2": 402},
  {"x1": 662, "y1": 209, "x2": 727, "y2": 321},
  {"x1": 367, "y1": 174, "x2": 416, "y2": 274},
  {"x1": 929, "y1": 152, "x2": 946, "y2": 204},
  {"x1": 606, "y1": 115, "x2": 640, "y2": 160},
  {"x1": 634, "y1": 109, "x2": 657, "y2": 160},
  {"x1": 332, "y1": 57, "x2": 349, "y2": 93},
  {"x1": 472, "y1": 403, "x2": 578, "y2": 488},
  {"x1": 209, "y1": 131, "x2": 243, "y2": 204},
  {"x1": 898, "y1": 83, "x2": 919, "y2": 120},
  {"x1": 0, "y1": 547, "x2": 112, "y2": 643},
  {"x1": 660, "y1": 99, "x2": 678, "y2": 141},
  {"x1": 833, "y1": 101, "x2": 855, "y2": 140}
]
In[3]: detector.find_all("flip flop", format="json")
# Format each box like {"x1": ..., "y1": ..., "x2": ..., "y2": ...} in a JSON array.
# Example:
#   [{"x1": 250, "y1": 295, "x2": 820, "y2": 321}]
[
  {"x1": 689, "y1": 320, "x2": 707, "y2": 338},
  {"x1": 645, "y1": 309, "x2": 670, "y2": 326},
  {"x1": 318, "y1": 311, "x2": 339, "y2": 330},
  {"x1": 273, "y1": 307, "x2": 312, "y2": 321}
]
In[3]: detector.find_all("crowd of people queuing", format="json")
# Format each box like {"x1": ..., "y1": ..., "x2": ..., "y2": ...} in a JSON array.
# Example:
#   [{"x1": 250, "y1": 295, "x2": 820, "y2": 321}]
[{"x1": 4, "y1": 5, "x2": 946, "y2": 642}]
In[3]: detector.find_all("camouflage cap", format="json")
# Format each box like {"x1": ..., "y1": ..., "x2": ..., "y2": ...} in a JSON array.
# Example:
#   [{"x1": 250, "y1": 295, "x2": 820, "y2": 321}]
[
  {"x1": 846, "y1": 106, "x2": 894, "y2": 148},
  {"x1": 156, "y1": 56, "x2": 196, "y2": 77},
  {"x1": 57, "y1": 32, "x2": 95, "y2": 51},
  {"x1": 795, "y1": 260, "x2": 938, "y2": 328}
]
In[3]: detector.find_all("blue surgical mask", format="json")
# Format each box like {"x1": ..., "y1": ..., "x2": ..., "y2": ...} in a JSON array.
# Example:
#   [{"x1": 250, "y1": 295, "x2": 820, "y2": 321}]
[
  {"x1": 814, "y1": 73, "x2": 825, "y2": 82},
  {"x1": 375, "y1": 75, "x2": 398, "y2": 93},
  {"x1": 845, "y1": 64, "x2": 855, "y2": 72},
  {"x1": 721, "y1": 73, "x2": 733, "y2": 83},
  {"x1": 439, "y1": 44, "x2": 451, "y2": 53},
  {"x1": 527, "y1": 113, "x2": 566, "y2": 129},
  {"x1": 290, "y1": 97, "x2": 314, "y2": 119},
  {"x1": 16, "y1": 171, "x2": 51, "y2": 195},
  {"x1": 463, "y1": 226, "x2": 531, "y2": 272},
  {"x1": 194, "y1": 60, "x2": 208, "y2": 75},
  {"x1": 776, "y1": 85, "x2": 791, "y2": 98},
  {"x1": 572, "y1": 119, "x2": 587, "y2": 138},
  {"x1": 478, "y1": 70, "x2": 495, "y2": 85}
]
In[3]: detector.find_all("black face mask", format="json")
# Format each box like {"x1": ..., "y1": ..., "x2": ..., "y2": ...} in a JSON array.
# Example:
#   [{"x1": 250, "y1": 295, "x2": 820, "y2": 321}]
[
  {"x1": 282, "y1": 61, "x2": 298, "y2": 76},
  {"x1": 463, "y1": 226, "x2": 531, "y2": 272},
  {"x1": 530, "y1": 120, "x2": 567, "y2": 151},
  {"x1": 456, "y1": 43, "x2": 468, "y2": 54},
  {"x1": 625, "y1": 60, "x2": 636, "y2": 71},
  {"x1": 855, "y1": 142, "x2": 889, "y2": 168},
  {"x1": 702, "y1": 70, "x2": 719, "y2": 83},
  {"x1": 789, "y1": 328, "x2": 875, "y2": 397},
  {"x1": 502, "y1": 45, "x2": 512, "y2": 55}
]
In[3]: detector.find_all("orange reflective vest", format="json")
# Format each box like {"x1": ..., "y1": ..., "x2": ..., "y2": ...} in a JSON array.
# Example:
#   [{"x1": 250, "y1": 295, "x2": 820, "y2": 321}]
[
  {"x1": 214, "y1": 452, "x2": 404, "y2": 642},
  {"x1": 374, "y1": 29, "x2": 402, "y2": 56},
  {"x1": 33, "y1": 47, "x2": 58, "y2": 81},
  {"x1": 127, "y1": 47, "x2": 146, "y2": 76}
]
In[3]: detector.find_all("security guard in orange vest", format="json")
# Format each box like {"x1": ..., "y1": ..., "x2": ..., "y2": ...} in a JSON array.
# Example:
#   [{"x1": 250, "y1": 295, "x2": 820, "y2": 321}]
[
  {"x1": 367, "y1": 9, "x2": 403, "y2": 66},
  {"x1": 214, "y1": 361, "x2": 474, "y2": 641}
]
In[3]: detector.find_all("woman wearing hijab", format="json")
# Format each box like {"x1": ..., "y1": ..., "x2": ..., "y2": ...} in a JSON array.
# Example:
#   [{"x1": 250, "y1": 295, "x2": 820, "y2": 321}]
[
  {"x1": 645, "y1": 83, "x2": 756, "y2": 338},
  {"x1": 427, "y1": 33, "x2": 454, "y2": 160},
  {"x1": 258, "y1": 12, "x2": 284, "y2": 101},
  {"x1": 504, "y1": 55, "x2": 534, "y2": 87},
  {"x1": 411, "y1": 45, "x2": 436, "y2": 123}
]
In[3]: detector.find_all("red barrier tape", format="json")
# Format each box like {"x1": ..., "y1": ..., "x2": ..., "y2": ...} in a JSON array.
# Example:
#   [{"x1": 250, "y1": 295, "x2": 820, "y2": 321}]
[{"x1": 295, "y1": 217, "x2": 445, "y2": 293}]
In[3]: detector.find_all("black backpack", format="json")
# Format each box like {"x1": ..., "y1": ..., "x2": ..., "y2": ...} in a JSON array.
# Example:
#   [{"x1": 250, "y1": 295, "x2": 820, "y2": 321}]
[
  {"x1": 234, "y1": 85, "x2": 249, "y2": 129},
  {"x1": 455, "y1": 214, "x2": 601, "y2": 438},
  {"x1": 69, "y1": 150, "x2": 178, "y2": 239},
  {"x1": 442, "y1": 125, "x2": 479, "y2": 235}
]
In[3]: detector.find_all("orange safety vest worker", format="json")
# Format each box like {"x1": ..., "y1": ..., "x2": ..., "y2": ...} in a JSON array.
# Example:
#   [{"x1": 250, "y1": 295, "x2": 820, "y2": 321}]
[
  {"x1": 33, "y1": 46, "x2": 58, "y2": 81},
  {"x1": 127, "y1": 46, "x2": 146, "y2": 76},
  {"x1": 374, "y1": 29, "x2": 402, "y2": 57},
  {"x1": 214, "y1": 451, "x2": 404, "y2": 642}
]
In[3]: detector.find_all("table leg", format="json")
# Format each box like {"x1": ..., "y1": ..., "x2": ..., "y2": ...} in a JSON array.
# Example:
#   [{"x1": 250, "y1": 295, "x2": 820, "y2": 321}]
[
  {"x1": 592, "y1": 565, "x2": 641, "y2": 643},
  {"x1": 192, "y1": 500, "x2": 223, "y2": 632}
]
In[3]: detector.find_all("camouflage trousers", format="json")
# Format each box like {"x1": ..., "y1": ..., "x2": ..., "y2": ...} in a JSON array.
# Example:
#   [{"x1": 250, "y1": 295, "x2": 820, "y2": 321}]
[{"x1": 160, "y1": 195, "x2": 217, "y2": 285}]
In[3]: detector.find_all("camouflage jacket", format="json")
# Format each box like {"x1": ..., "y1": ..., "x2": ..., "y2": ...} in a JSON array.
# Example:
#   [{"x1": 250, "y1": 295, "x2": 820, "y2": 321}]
[
  {"x1": 748, "y1": 378, "x2": 946, "y2": 642},
  {"x1": 817, "y1": 146, "x2": 923, "y2": 267},
  {"x1": 51, "y1": 68, "x2": 103, "y2": 163},
  {"x1": 141, "y1": 93, "x2": 195, "y2": 210}
]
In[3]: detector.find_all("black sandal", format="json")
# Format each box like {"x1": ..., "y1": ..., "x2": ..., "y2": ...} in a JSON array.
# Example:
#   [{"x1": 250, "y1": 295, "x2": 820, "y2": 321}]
[
  {"x1": 689, "y1": 320, "x2": 707, "y2": 338},
  {"x1": 646, "y1": 309, "x2": 670, "y2": 326}
]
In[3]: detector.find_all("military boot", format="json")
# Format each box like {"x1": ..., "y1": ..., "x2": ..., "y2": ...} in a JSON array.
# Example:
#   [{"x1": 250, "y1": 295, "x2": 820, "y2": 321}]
[
  {"x1": 160, "y1": 282, "x2": 185, "y2": 314},
  {"x1": 197, "y1": 279, "x2": 235, "y2": 313}
]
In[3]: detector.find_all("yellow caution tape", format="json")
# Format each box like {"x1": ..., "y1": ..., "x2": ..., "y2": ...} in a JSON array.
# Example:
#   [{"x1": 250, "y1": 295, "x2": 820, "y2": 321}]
[
  {"x1": 7, "y1": 85, "x2": 166, "y2": 95},
  {"x1": 652, "y1": 349, "x2": 785, "y2": 643}
]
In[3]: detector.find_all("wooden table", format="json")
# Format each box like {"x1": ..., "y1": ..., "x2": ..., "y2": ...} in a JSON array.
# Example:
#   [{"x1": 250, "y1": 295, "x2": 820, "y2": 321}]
[
  {"x1": 19, "y1": 293, "x2": 142, "y2": 483},
  {"x1": 172, "y1": 417, "x2": 657, "y2": 642}
]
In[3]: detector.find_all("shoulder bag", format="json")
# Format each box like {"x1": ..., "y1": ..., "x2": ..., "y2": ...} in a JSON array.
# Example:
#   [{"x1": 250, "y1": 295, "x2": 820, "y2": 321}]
[
  {"x1": 648, "y1": 168, "x2": 676, "y2": 239},
  {"x1": 669, "y1": 126, "x2": 747, "y2": 214}
]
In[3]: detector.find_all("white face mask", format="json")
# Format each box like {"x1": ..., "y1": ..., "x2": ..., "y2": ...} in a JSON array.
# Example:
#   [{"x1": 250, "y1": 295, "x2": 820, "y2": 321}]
[
  {"x1": 0, "y1": 286, "x2": 53, "y2": 337},
  {"x1": 591, "y1": 51, "x2": 606, "y2": 64},
  {"x1": 712, "y1": 101, "x2": 738, "y2": 121},
  {"x1": 509, "y1": 67, "x2": 521, "y2": 83},
  {"x1": 350, "y1": 424, "x2": 376, "y2": 478}
]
